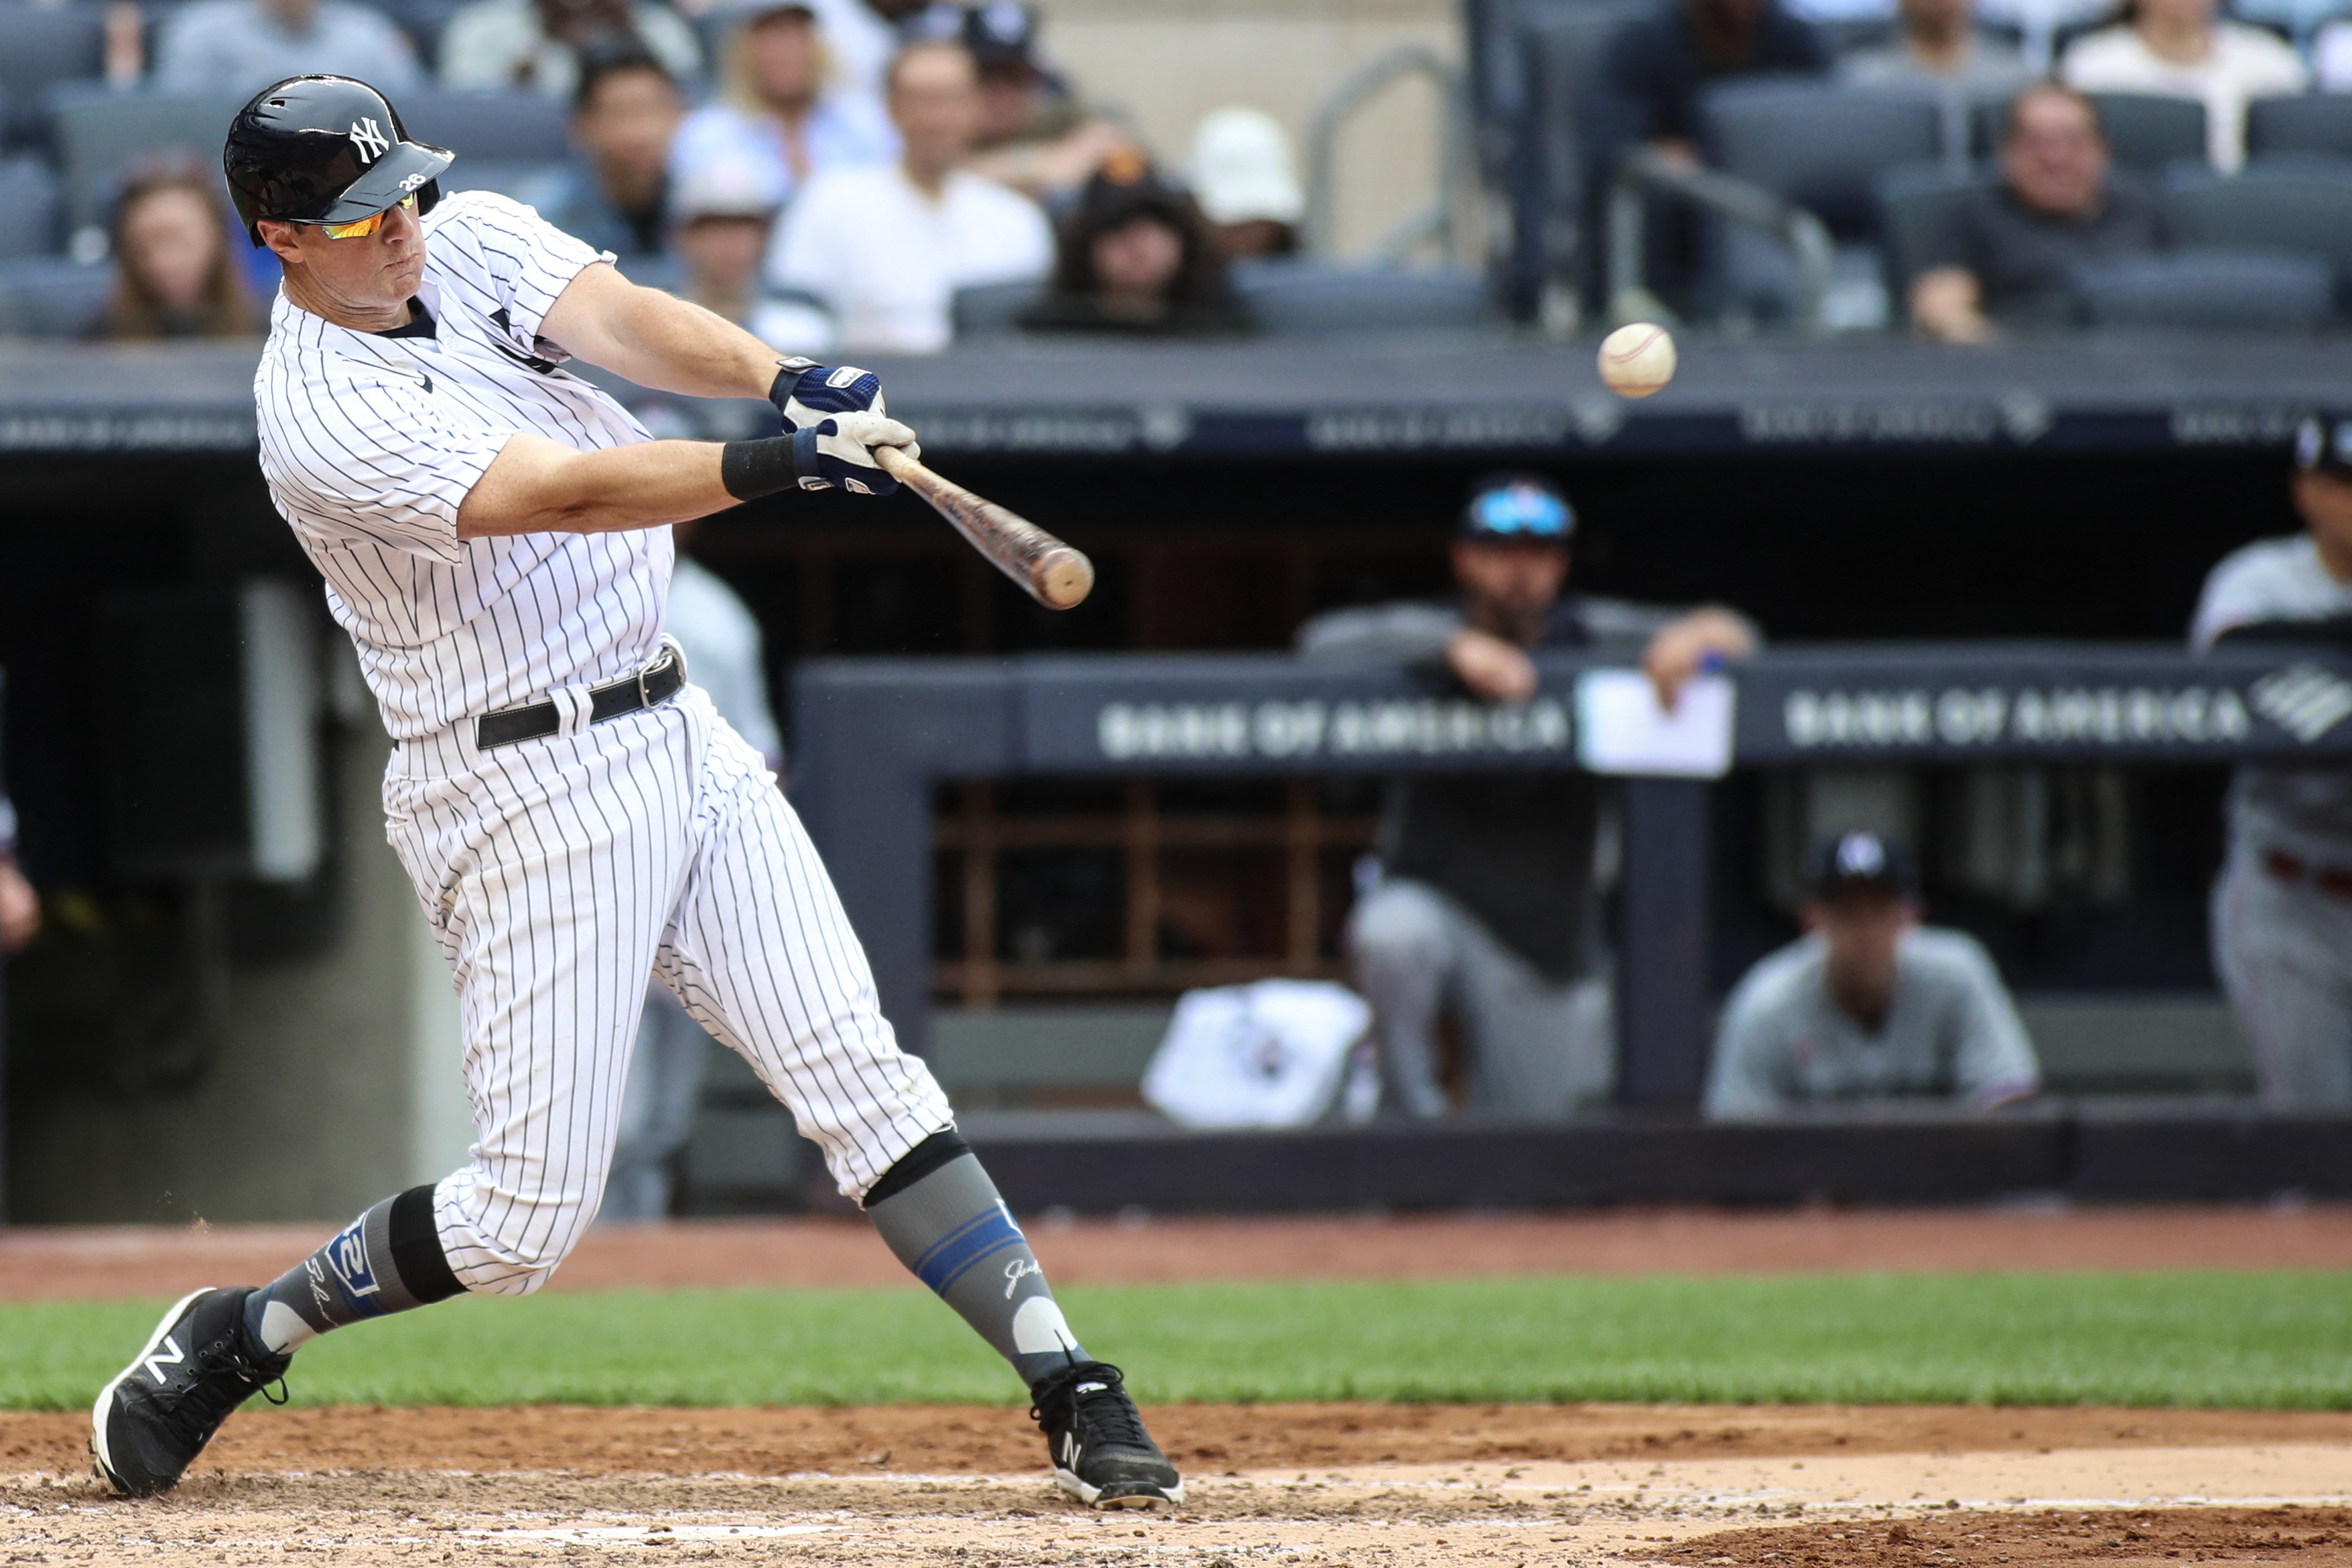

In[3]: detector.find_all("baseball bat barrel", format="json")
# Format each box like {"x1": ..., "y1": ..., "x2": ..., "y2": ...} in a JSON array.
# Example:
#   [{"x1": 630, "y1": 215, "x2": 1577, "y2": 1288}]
[{"x1": 874, "y1": 445, "x2": 1095, "y2": 610}]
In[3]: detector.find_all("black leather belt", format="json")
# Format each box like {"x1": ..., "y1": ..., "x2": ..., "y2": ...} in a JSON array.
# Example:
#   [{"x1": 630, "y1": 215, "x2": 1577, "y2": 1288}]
[{"x1": 476, "y1": 647, "x2": 684, "y2": 750}]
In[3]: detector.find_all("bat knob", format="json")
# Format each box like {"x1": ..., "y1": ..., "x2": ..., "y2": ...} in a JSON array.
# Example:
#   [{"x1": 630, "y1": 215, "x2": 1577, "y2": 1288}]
[{"x1": 1036, "y1": 548, "x2": 1095, "y2": 610}]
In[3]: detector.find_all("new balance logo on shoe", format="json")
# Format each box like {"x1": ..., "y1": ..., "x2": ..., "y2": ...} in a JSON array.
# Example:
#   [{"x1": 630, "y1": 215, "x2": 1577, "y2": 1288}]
[{"x1": 142, "y1": 1336, "x2": 185, "y2": 1386}]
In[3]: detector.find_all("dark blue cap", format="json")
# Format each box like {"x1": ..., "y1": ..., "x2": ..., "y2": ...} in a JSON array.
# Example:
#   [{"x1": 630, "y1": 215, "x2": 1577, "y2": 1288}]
[
  {"x1": 1461, "y1": 476, "x2": 1573, "y2": 543},
  {"x1": 1803, "y1": 829, "x2": 1918, "y2": 900}
]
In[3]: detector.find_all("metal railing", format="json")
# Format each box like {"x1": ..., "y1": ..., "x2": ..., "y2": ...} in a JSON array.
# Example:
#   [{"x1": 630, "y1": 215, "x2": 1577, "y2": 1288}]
[
  {"x1": 1606, "y1": 143, "x2": 1837, "y2": 331},
  {"x1": 1303, "y1": 42, "x2": 1476, "y2": 265}
]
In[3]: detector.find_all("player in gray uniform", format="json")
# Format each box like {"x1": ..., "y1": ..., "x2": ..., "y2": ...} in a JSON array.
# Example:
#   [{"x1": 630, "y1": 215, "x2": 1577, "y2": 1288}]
[
  {"x1": 1706, "y1": 830, "x2": 2041, "y2": 1118},
  {"x1": 1298, "y1": 476, "x2": 1757, "y2": 1118},
  {"x1": 2193, "y1": 413, "x2": 2352, "y2": 1107}
]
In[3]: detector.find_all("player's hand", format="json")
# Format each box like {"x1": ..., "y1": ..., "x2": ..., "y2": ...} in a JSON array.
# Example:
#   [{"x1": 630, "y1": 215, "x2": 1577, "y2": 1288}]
[
  {"x1": 771, "y1": 357, "x2": 887, "y2": 431},
  {"x1": 1446, "y1": 628, "x2": 1539, "y2": 704},
  {"x1": 793, "y1": 410, "x2": 921, "y2": 496},
  {"x1": 1640, "y1": 606, "x2": 1757, "y2": 710},
  {"x1": 0, "y1": 856, "x2": 38, "y2": 956}
]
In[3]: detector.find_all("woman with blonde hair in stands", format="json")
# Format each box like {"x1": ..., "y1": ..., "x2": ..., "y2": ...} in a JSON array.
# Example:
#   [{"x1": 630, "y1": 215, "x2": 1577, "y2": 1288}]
[
  {"x1": 2059, "y1": 0, "x2": 2306, "y2": 171},
  {"x1": 95, "y1": 161, "x2": 258, "y2": 340},
  {"x1": 667, "y1": 0, "x2": 895, "y2": 212}
]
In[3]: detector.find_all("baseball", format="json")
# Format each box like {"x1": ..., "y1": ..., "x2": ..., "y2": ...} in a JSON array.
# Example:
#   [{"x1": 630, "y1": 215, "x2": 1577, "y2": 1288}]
[{"x1": 1598, "y1": 322, "x2": 1677, "y2": 399}]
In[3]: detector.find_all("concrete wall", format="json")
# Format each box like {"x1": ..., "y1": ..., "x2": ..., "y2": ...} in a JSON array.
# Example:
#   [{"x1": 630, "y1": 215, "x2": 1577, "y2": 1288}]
[
  {"x1": 12, "y1": 726, "x2": 469, "y2": 1226},
  {"x1": 1033, "y1": 0, "x2": 1465, "y2": 263}
]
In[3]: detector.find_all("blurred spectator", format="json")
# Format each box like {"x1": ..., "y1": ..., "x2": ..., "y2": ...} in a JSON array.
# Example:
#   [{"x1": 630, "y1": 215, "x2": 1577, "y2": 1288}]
[
  {"x1": 2316, "y1": 22, "x2": 2352, "y2": 91},
  {"x1": 1910, "y1": 84, "x2": 2164, "y2": 343},
  {"x1": 604, "y1": 520, "x2": 783, "y2": 1222},
  {"x1": 1017, "y1": 155, "x2": 1250, "y2": 337},
  {"x1": 94, "y1": 164, "x2": 260, "y2": 341},
  {"x1": 438, "y1": 0, "x2": 703, "y2": 98},
  {"x1": 1705, "y1": 830, "x2": 2042, "y2": 1119},
  {"x1": 798, "y1": 0, "x2": 930, "y2": 97},
  {"x1": 669, "y1": 0, "x2": 896, "y2": 214},
  {"x1": 958, "y1": 2, "x2": 1132, "y2": 204},
  {"x1": 1299, "y1": 476, "x2": 1758, "y2": 1121},
  {"x1": 671, "y1": 159, "x2": 775, "y2": 322},
  {"x1": 1187, "y1": 107, "x2": 1304, "y2": 261},
  {"x1": 1837, "y1": 0, "x2": 2033, "y2": 94},
  {"x1": 534, "y1": 48, "x2": 685, "y2": 265},
  {"x1": 2059, "y1": 0, "x2": 2306, "y2": 171},
  {"x1": 154, "y1": 0, "x2": 421, "y2": 96},
  {"x1": 1610, "y1": 0, "x2": 1831, "y2": 158},
  {"x1": 0, "y1": 779, "x2": 35, "y2": 958},
  {"x1": 2193, "y1": 414, "x2": 2352, "y2": 1109},
  {"x1": 760, "y1": 38, "x2": 1049, "y2": 352}
]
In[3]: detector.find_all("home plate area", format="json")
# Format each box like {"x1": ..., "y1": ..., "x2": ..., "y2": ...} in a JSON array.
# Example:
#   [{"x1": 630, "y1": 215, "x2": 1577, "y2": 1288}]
[{"x1": 7, "y1": 1417, "x2": 2352, "y2": 1565}]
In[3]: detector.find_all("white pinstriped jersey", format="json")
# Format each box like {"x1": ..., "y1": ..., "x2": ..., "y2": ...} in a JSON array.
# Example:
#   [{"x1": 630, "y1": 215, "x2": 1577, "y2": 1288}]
[{"x1": 255, "y1": 190, "x2": 671, "y2": 740}]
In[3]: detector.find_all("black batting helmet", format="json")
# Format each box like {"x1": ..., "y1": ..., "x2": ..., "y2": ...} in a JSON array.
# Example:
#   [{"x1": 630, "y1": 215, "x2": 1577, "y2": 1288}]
[{"x1": 222, "y1": 75, "x2": 454, "y2": 247}]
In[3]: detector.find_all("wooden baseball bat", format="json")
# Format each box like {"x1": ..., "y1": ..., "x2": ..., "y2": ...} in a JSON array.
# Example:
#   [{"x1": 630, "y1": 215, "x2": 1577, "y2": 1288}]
[{"x1": 874, "y1": 445, "x2": 1095, "y2": 611}]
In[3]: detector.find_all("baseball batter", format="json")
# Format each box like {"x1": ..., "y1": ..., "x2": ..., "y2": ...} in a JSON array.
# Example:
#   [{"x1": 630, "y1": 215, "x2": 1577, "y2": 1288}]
[
  {"x1": 90, "y1": 74, "x2": 1181, "y2": 1511},
  {"x1": 2193, "y1": 413, "x2": 2352, "y2": 1108}
]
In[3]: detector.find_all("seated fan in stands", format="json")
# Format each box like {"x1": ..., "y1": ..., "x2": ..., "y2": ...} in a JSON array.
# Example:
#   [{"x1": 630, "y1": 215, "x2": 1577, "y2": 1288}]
[
  {"x1": 1017, "y1": 154, "x2": 1252, "y2": 338},
  {"x1": 531, "y1": 46, "x2": 685, "y2": 266},
  {"x1": 1909, "y1": 84, "x2": 2164, "y2": 343},
  {"x1": 2059, "y1": 0, "x2": 2306, "y2": 171},
  {"x1": 92, "y1": 160, "x2": 259, "y2": 340}
]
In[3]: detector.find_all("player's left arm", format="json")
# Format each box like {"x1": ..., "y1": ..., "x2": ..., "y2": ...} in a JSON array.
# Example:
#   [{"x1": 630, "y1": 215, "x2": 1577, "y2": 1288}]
[{"x1": 538, "y1": 261, "x2": 781, "y2": 403}]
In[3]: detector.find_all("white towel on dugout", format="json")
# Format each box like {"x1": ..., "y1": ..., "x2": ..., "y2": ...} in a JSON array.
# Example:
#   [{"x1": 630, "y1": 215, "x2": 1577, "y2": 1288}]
[{"x1": 1142, "y1": 979, "x2": 1372, "y2": 1129}]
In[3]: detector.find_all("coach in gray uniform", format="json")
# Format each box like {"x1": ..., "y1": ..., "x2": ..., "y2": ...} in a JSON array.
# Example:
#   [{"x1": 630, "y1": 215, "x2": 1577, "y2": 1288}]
[
  {"x1": 1298, "y1": 475, "x2": 1757, "y2": 1119},
  {"x1": 2194, "y1": 413, "x2": 2352, "y2": 1108},
  {"x1": 1706, "y1": 830, "x2": 2040, "y2": 1118}
]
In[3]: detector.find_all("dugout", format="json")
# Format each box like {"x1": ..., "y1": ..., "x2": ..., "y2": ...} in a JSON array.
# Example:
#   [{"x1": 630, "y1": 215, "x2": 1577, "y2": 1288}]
[{"x1": 0, "y1": 332, "x2": 2342, "y2": 1222}]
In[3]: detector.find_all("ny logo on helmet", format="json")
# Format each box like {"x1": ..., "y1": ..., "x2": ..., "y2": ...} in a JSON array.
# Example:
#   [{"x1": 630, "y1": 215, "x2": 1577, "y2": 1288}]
[{"x1": 350, "y1": 117, "x2": 389, "y2": 162}]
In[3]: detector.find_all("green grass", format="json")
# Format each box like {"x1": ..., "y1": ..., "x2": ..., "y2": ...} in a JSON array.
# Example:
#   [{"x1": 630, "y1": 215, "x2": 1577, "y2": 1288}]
[{"x1": 5, "y1": 1272, "x2": 2349, "y2": 1413}]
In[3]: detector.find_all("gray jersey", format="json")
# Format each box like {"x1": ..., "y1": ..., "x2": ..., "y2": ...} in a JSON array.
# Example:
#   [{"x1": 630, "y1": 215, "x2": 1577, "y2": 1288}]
[
  {"x1": 2190, "y1": 535, "x2": 2352, "y2": 860},
  {"x1": 1705, "y1": 926, "x2": 2042, "y2": 1118}
]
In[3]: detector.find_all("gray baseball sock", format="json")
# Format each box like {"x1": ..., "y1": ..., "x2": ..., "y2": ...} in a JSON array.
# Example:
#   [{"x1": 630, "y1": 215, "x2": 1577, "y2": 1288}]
[
  {"x1": 241, "y1": 1185, "x2": 468, "y2": 1352},
  {"x1": 864, "y1": 1132, "x2": 1088, "y2": 1388}
]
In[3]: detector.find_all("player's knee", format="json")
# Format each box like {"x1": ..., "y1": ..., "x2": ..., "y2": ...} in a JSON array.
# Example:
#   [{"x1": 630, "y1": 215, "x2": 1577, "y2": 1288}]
[
  {"x1": 446, "y1": 1193, "x2": 598, "y2": 1297},
  {"x1": 1347, "y1": 880, "x2": 1451, "y2": 972}
]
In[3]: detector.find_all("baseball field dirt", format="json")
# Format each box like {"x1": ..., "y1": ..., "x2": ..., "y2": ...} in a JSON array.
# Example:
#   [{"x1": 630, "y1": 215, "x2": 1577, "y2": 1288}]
[{"x1": 3, "y1": 1205, "x2": 2346, "y2": 1564}]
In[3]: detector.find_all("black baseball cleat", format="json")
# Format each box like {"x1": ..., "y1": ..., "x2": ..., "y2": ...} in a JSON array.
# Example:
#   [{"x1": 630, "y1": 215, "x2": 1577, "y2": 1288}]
[
  {"x1": 92, "y1": 1287, "x2": 291, "y2": 1497},
  {"x1": 1029, "y1": 1360, "x2": 1183, "y2": 1510}
]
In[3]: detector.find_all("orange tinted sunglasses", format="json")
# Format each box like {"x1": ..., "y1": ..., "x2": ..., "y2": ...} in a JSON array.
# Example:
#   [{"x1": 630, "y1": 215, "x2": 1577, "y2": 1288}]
[{"x1": 317, "y1": 192, "x2": 417, "y2": 240}]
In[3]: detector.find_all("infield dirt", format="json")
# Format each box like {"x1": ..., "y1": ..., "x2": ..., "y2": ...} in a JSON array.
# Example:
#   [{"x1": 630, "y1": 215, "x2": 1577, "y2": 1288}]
[{"x1": 7, "y1": 1207, "x2": 2348, "y2": 1564}]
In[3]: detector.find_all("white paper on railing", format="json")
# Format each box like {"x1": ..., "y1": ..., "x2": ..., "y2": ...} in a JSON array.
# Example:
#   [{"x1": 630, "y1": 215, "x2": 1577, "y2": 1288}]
[{"x1": 1573, "y1": 669, "x2": 1736, "y2": 777}]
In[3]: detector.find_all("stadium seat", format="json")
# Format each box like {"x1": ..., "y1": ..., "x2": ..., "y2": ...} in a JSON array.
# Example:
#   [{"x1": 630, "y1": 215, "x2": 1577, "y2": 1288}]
[
  {"x1": 50, "y1": 86, "x2": 244, "y2": 238},
  {"x1": 951, "y1": 279, "x2": 1045, "y2": 338},
  {"x1": 2164, "y1": 164, "x2": 2352, "y2": 291},
  {"x1": 1969, "y1": 90, "x2": 2206, "y2": 172},
  {"x1": 1875, "y1": 162, "x2": 1990, "y2": 297},
  {"x1": 395, "y1": 90, "x2": 572, "y2": 168},
  {"x1": 1701, "y1": 80, "x2": 1943, "y2": 237},
  {"x1": 2070, "y1": 249, "x2": 2331, "y2": 329},
  {"x1": 0, "y1": 255, "x2": 110, "y2": 338},
  {"x1": 2247, "y1": 93, "x2": 2352, "y2": 161},
  {"x1": 0, "y1": 155, "x2": 61, "y2": 259},
  {"x1": 0, "y1": 3, "x2": 105, "y2": 151},
  {"x1": 1504, "y1": 0, "x2": 1646, "y2": 316},
  {"x1": 1696, "y1": 82, "x2": 1941, "y2": 328},
  {"x1": 2083, "y1": 92, "x2": 2209, "y2": 172},
  {"x1": 1236, "y1": 264, "x2": 1492, "y2": 334}
]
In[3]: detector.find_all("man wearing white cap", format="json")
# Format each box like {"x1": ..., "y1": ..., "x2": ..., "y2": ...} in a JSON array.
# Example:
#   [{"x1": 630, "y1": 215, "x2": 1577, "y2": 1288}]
[
  {"x1": 1187, "y1": 106, "x2": 1303, "y2": 261},
  {"x1": 671, "y1": 159, "x2": 779, "y2": 326}
]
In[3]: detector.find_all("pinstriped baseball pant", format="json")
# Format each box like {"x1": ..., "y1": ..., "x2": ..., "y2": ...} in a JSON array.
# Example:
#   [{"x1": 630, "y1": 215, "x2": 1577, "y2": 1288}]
[{"x1": 385, "y1": 681, "x2": 954, "y2": 1295}]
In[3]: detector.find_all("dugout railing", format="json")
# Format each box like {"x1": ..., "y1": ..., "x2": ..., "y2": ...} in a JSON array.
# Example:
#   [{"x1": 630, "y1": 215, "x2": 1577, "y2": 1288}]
[{"x1": 789, "y1": 642, "x2": 2352, "y2": 1211}]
